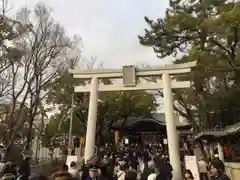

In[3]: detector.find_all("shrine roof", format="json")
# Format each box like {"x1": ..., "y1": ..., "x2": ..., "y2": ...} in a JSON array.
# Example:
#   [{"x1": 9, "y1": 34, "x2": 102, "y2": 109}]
[
  {"x1": 112, "y1": 113, "x2": 191, "y2": 131},
  {"x1": 194, "y1": 122, "x2": 240, "y2": 140},
  {"x1": 152, "y1": 113, "x2": 190, "y2": 127}
]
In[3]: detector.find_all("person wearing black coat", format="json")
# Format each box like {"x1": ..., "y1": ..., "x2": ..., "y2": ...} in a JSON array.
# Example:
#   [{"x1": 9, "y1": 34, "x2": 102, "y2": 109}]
[
  {"x1": 154, "y1": 157, "x2": 172, "y2": 180},
  {"x1": 139, "y1": 154, "x2": 153, "y2": 180},
  {"x1": 209, "y1": 159, "x2": 230, "y2": 180}
]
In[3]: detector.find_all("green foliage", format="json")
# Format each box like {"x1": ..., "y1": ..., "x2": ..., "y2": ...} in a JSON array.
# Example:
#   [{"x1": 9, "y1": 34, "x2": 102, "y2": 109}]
[
  {"x1": 101, "y1": 91, "x2": 158, "y2": 119},
  {"x1": 139, "y1": 0, "x2": 240, "y2": 131},
  {"x1": 44, "y1": 69, "x2": 158, "y2": 146}
]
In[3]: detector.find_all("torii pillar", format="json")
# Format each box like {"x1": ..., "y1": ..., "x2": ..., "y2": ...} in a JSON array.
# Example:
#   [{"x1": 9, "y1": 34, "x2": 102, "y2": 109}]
[
  {"x1": 162, "y1": 73, "x2": 181, "y2": 179},
  {"x1": 84, "y1": 77, "x2": 99, "y2": 161}
]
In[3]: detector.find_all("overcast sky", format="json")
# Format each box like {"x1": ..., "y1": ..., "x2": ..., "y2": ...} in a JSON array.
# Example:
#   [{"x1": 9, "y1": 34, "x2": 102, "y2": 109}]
[{"x1": 10, "y1": 0, "x2": 170, "y2": 68}]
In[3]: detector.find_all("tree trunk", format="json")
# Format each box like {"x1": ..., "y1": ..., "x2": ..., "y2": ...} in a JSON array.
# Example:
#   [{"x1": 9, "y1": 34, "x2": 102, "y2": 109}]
[
  {"x1": 25, "y1": 117, "x2": 34, "y2": 151},
  {"x1": 1, "y1": 146, "x2": 10, "y2": 163}
]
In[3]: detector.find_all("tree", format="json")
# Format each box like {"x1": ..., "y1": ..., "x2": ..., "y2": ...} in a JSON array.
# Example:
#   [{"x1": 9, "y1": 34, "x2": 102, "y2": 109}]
[
  {"x1": 95, "y1": 91, "x2": 158, "y2": 145},
  {"x1": 42, "y1": 57, "x2": 92, "y2": 149},
  {"x1": 0, "y1": 0, "x2": 32, "y2": 159},
  {"x1": 44, "y1": 57, "x2": 103, "y2": 145},
  {"x1": 13, "y1": 3, "x2": 81, "y2": 151},
  {"x1": 45, "y1": 61, "x2": 158, "y2": 147},
  {"x1": 0, "y1": 0, "x2": 28, "y2": 100},
  {"x1": 139, "y1": 0, "x2": 240, "y2": 132},
  {"x1": 0, "y1": 2, "x2": 81, "y2": 160},
  {"x1": 46, "y1": 90, "x2": 158, "y2": 147}
]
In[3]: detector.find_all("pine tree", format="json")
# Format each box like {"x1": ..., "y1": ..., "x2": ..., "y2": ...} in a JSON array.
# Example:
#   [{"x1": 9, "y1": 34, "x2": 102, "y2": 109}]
[{"x1": 139, "y1": 0, "x2": 240, "y2": 131}]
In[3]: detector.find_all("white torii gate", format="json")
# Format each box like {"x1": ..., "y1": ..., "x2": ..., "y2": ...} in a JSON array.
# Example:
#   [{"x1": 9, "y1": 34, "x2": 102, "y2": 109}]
[{"x1": 69, "y1": 61, "x2": 196, "y2": 180}]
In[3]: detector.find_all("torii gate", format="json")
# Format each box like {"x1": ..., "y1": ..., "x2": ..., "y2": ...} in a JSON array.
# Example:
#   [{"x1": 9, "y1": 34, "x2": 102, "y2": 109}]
[{"x1": 69, "y1": 61, "x2": 196, "y2": 180}]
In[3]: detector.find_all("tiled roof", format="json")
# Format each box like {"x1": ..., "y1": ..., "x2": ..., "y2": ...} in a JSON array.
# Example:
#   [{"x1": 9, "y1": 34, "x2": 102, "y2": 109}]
[
  {"x1": 152, "y1": 113, "x2": 190, "y2": 126},
  {"x1": 194, "y1": 122, "x2": 240, "y2": 140},
  {"x1": 113, "y1": 113, "x2": 191, "y2": 130}
]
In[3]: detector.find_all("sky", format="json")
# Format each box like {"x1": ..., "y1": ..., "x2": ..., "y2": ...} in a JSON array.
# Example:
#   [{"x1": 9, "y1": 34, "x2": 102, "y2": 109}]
[{"x1": 10, "y1": 0, "x2": 171, "y2": 68}]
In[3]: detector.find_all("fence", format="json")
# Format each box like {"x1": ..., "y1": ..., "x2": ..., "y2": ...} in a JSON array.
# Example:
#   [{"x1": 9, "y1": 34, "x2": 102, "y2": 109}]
[
  {"x1": 30, "y1": 156, "x2": 66, "y2": 176},
  {"x1": 32, "y1": 146, "x2": 62, "y2": 161}
]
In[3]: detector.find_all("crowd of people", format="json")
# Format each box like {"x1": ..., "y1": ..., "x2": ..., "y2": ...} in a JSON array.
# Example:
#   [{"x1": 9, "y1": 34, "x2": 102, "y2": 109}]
[
  {"x1": 51, "y1": 145, "x2": 230, "y2": 180},
  {"x1": 0, "y1": 157, "x2": 32, "y2": 180},
  {"x1": 0, "y1": 143, "x2": 232, "y2": 180}
]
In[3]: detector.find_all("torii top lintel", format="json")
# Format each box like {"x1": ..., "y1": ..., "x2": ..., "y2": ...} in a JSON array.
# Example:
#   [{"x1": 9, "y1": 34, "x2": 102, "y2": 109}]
[{"x1": 68, "y1": 61, "x2": 196, "y2": 79}]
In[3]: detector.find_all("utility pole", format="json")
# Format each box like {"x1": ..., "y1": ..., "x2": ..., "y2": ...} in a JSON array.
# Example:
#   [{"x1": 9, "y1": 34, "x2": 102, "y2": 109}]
[{"x1": 68, "y1": 93, "x2": 74, "y2": 152}]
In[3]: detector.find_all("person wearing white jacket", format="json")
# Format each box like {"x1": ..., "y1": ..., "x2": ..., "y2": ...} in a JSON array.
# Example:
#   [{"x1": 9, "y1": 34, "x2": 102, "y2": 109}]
[
  {"x1": 117, "y1": 161, "x2": 127, "y2": 180},
  {"x1": 68, "y1": 161, "x2": 81, "y2": 180}
]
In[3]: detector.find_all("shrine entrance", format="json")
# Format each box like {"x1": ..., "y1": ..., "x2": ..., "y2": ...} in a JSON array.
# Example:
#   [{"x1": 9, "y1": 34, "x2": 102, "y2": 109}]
[
  {"x1": 69, "y1": 61, "x2": 196, "y2": 180},
  {"x1": 113, "y1": 115, "x2": 192, "y2": 153}
]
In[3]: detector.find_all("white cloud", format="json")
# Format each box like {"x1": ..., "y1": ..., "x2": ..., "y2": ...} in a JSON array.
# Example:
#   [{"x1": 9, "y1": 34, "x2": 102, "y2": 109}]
[{"x1": 9, "y1": 0, "x2": 171, "y2": 67}]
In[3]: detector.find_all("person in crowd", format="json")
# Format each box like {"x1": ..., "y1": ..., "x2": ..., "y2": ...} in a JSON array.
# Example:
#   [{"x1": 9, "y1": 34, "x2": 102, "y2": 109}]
[
  {"x1": 0, "y1": 162, "x2": 16, "y2": 180},
  {"x1": 0, "y1": 145, "x2": 5, "y2": 176},
  {"x1": 129, "y1": 153, "x2": 137, "y2": 171},
  {"x1": 154, "y1": 157, "x2": 172, "y2": 180},
  {"x1": 114, "y1": 161, "x2": 120, "y2": 178},
  {"x1": 139, "y1": 154, "x2": 152, "y2": 180},
  {"x1": 50, "y1": 164, "x2": 72, "y2": 180},
  {"x1": 209, "y1": 159, "x2": 230, "y2": 180},
  {"x1": 18, "y1": 157, "x2": 30, "y2": 180},
  {"x1": 198, "y1": 157, "x2": 208, "y2": 180},
  {"x1": 116, "y1": 162, "x2": 127, "y2": 180},
  {"x1": 85, "y1": 166, "x2": 103, "y2": 180},
  {"x1": 0, "y1": 161, "x2": 5, "y2": 177},
  {"x1": 0, "y1": 144, "x2": 4, "y2": 162},
  {"x1": 9, "y1": 163, "x2": 17, "y2": 178},
  {"x1": 68, "y1": 162, "x2": 80, "y2": 180},
  {"x1": 147, "y1": 162, "x2": 157, "y2": 180},
  {"x1": 99, "y1": 163, "x2": 108, "y2": 179},
  {"x1": 184, "y1": 169, "x2": 194, "y2": 180},
  {"x1": 81, "y1": 163, "x2": 91, "y2": 180},
  {"x1": 125, "y1": 171, "x2": 137, "y2": 180}
]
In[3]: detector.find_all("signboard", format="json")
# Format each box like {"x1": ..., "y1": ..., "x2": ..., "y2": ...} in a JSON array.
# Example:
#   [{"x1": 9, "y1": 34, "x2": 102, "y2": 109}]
[
  {"x1": 185, "y1": 155, "x2": 200, "y2": 180},
  {"x1": 123, "y1": 65, "x2": 136, "y2": 87},
  {"x1": 66, "y1": 155, "x2": 79, "y2": 168},
  {"x1": 124, "y1": 138, "x2": 129, "y2": 145},
  {"x1": 163, "y1": 139, "x2": 168, "y2": 144}
]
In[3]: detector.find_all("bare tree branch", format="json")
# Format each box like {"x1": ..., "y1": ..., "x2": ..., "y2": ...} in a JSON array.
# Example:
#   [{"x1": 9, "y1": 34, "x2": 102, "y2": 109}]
[{"x1": 0, "y1": 2, "x2": 82, "y2": 160}]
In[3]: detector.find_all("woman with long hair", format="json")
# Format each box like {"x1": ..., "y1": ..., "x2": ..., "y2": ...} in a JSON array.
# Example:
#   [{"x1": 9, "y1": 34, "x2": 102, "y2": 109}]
[{"x1": 184, "y1": 169, "x2": 194, "y2": 180}]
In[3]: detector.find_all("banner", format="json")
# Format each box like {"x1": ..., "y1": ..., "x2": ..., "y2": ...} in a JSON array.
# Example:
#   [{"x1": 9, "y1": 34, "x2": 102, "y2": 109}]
[
  {"x1": 80, "y1": 136, "x2": 85, "y2": 145},
  {"x1": 185, "y1": 155, "x2": 200, "y2": 180},
  {"x1": 114, "y1": 131, "x2": 119, "y2": 146}
]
